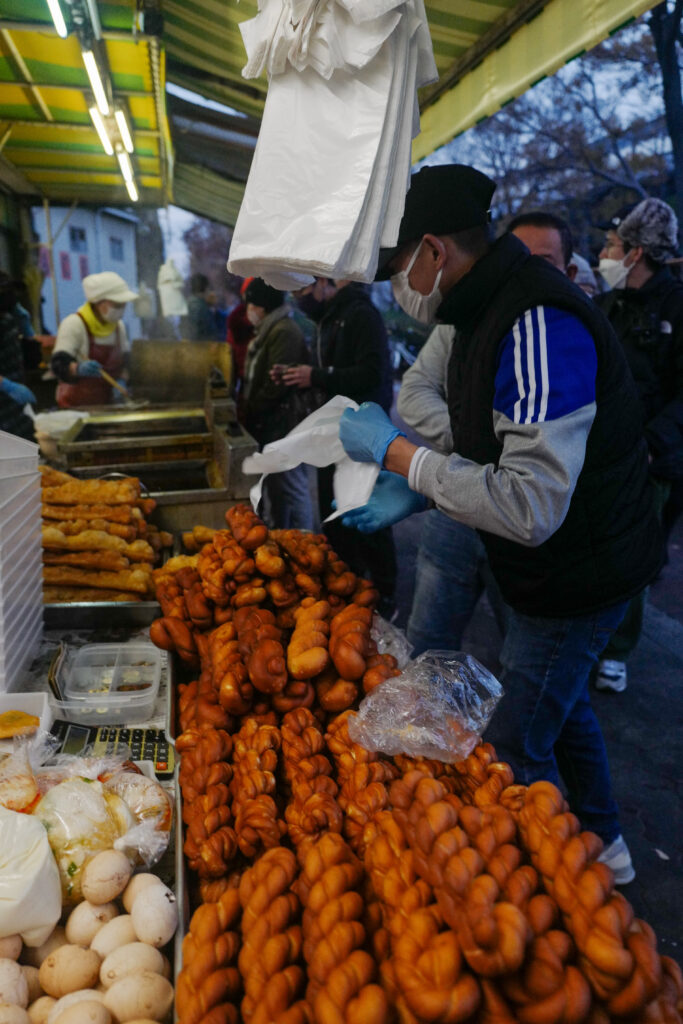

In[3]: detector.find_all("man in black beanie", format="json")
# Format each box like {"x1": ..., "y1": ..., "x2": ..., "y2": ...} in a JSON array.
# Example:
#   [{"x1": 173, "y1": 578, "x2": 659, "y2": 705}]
[{"x1": 337, "y1": 163, "x2": 664, "y2": 885}]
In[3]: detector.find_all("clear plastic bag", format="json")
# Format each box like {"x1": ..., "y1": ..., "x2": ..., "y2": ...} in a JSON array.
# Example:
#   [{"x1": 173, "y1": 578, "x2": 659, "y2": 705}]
[
  {"x1": 348, "y1": 650, "x2": 503, "y2": 762},
  {"x1": 371, "y1": 614, "x2": 413, "y2": 668}
]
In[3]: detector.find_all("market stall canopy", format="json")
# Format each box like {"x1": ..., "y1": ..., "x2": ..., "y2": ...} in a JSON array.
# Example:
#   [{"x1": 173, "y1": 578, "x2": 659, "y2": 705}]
[
  {"x1": 0, "y1": 0, "x2": 171, "y2": 206},
  {"x1": 0, "y1": 0, "x2": 659, "y2": 223}
]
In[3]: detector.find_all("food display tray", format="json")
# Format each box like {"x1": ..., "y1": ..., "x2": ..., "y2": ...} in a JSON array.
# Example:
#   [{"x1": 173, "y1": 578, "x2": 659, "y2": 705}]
[{"x1": 43, "y1": 599, "x2": 160, "y2": 630}]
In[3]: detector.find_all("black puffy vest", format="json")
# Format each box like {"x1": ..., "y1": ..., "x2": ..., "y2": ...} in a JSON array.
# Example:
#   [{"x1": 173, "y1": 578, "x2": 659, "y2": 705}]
[{"x1": 442, "y1": 234, "x2": 663, "y2": 617}]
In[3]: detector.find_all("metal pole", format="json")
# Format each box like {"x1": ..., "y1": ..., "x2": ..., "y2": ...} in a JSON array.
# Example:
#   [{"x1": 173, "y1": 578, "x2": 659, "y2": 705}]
[{"x1": 43, "y1": 197, "x2": 61, "y2": 326}]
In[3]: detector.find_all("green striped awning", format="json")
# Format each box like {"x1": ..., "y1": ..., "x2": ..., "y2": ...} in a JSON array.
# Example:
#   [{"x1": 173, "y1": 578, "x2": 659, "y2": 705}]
[
  {"x1": 0, "y1": 0, "x2": 660, "y2": 223},
  {"x1": 0, "y1": 0, "x2": 171, "y2": 205}
]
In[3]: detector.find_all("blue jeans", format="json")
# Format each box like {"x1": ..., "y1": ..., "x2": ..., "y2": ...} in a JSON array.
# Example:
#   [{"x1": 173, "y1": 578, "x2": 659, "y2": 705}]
[
  {"x1": 261, "y1": 465, "x2": 314, "y2": 530},
  {"x1": 487, "y1": 601, "x2": 628, "y2": 843},
  {"x1": 408, "y1": 509, "x2": 509, "y2": 655}
]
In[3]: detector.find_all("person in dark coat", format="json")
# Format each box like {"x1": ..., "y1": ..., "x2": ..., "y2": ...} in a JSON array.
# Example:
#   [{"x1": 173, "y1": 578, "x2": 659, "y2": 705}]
[
  {"x1": 280, "y1": 279, "x2": 397, "y2": 614},
  {"x1": 337, "y1": 164, "x2": 664, "y2": 884},
  {"x1": 0, "y1": 273, "x2": 36, "y2": 441},
  {"x1": 242, "y1": 278, "x2": 313, "y2": 530},
  {"x1": 591, "y1": 198, "x2": 683, "y2": 693}
]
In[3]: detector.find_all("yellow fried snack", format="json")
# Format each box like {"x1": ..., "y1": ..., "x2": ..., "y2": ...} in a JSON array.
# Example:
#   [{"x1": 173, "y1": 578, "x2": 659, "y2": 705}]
[
  {"x1": 42, "y1": 478, "x2": 139, "y2": 506},
  {"x1": 43, "y1": 565, "x2": 152, "y2": 594},
  {"x1": 0, "y1": 711, "x2": 40, "y2": 738}
]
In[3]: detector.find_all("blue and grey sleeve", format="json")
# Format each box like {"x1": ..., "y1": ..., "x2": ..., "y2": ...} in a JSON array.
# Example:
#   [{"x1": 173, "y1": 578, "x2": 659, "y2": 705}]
[{"x1": 408, "y1": 306, "x2": 598, "y2": 546}]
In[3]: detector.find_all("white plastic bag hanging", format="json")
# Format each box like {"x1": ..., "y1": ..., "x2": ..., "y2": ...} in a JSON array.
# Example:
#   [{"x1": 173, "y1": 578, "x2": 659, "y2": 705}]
[{"x1": 241, "y1": 395, "x2": 379, "y2": 520}]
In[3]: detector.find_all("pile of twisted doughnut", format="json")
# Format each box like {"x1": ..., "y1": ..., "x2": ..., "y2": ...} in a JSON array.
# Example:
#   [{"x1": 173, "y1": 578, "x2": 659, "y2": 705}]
[{"x1": 154, "y1": 506, "x2": 682, "y2": 1024}]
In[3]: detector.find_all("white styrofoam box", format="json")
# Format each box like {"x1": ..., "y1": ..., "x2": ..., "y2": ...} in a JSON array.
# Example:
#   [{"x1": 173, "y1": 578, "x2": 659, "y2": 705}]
[
  {"x1": 0, "y1": 691, "x2": 51, "y2": 730},
  {"x1": 0, "y1": 485, "x2": 41, "y2": 560},
  {"x1": 0, "y1": 430, "x2": 39, "y2": 479},
  {"x1": 0, "y1": 607, "x2": 43, "y2": 692},
  {"x1": 0, "y1": 564, "x2": 42, "y2": 632},
  {"x1": 0, "y1": 577, "x2": 43, "y2": 653},
  {"x1": 0, "y1": 547, "x2": 41, "y2": 604},
  {"x1": 0, "y1": 475, "x2": 40, "y2": 546},
  {"x1": 0, "y1": 599, "x2": 43, "y2": 664},
  {"x1": 0, "y1": 691, "x2": 52, "y2": 756}
]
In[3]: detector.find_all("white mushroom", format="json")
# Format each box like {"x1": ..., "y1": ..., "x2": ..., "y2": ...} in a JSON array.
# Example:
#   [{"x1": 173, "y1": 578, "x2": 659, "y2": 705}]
[
  {"x1": 120, "y1": 878, "x2": 162, "y2": 917},
  {"x1": 89, "y1": 920, "x2": 136, "y2": 963}
]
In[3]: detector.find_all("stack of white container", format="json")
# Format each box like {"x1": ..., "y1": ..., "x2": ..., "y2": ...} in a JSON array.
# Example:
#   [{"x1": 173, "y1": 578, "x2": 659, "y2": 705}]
[{"x1": 0, "y1": 430, "x2": 43, "y2": 691}]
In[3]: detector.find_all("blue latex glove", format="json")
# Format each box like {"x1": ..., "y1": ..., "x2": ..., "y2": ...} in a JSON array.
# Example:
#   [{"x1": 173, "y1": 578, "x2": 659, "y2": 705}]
[
  {"x1": 341, "y1": 470, "x2": 429, "y2": 533},
  {"x1": 77, "y1": 359, "x2": 102, "y2": 378},
  {"x1": 340, "y1": 402, "x2": 405, "y2": 465},
  {"x1": 0, "y1": 378, "x2": 36, "y2": 406}
]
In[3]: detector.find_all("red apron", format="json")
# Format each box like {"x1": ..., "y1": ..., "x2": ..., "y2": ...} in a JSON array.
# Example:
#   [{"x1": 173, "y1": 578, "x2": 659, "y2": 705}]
[{"x1": 56, "y1": 314, "x2": 124, "y2": 409}]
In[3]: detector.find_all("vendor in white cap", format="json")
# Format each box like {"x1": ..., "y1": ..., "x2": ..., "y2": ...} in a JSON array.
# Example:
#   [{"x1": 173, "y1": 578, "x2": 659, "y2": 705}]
[{"x1": 51, "y1": 271, "x2": 138, "y2": 408}]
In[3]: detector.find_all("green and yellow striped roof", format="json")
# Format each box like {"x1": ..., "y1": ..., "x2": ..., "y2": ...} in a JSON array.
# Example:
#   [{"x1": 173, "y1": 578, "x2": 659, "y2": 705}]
[{"x1": 0, "y1": 0, "x2": 658, "y2": 222}]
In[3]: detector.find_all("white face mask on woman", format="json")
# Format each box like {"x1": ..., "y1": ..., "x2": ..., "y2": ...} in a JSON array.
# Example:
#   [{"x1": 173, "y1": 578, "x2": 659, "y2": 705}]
[
  {"x1": 391, "y1": 240, "x2": 443, "y2": 324},
  {"x1": 102, "y1": 305, "x2": 125, "y2": 323},
  {"x1": 598, "y1": 256, "x2": 631, "y2": 290}
]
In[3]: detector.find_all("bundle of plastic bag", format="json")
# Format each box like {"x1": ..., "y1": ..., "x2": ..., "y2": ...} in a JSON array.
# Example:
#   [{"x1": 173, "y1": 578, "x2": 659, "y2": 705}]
[
  {"x1": 242, "y1": 395, "x2": 379, "y2": 520},
  {"x1": 348, "y1": 651, "x2": 504, "y2": 762},
  {"x1": 0, "y1": 806, "x2": 62, "y2": 945},
  {"x1": 228, "y1": 0, "x2": 437, "y2": 288}
]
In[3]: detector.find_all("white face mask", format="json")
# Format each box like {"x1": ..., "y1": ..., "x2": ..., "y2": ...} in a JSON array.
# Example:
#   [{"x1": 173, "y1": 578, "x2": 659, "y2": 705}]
[
  {"x1": 391, "y1": 241, "x2": 443, "y2": 324},
  {"x1": 103, "y1": 305, "x2": 125, "y2": 323},
  {"x1": 598, "y1": 256, "x2": 631, "y2": 290},
  {"x1": 246, "y1": 307, "x2": 264, "y2": 326}
]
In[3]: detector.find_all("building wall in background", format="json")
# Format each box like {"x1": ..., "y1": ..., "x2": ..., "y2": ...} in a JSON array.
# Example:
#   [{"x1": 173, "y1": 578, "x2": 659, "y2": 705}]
[{"x1": 31, "y1": 205, "x2": 141, "y2": 339}]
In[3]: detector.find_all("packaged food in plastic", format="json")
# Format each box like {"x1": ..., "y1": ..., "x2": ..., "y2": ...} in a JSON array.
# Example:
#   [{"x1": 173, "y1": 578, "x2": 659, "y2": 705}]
[
  {"x1": 0, "y1": 805, "x2": 62, "y2": 945},
  {"x1": 348, "y1": 650, "x2": 503, "y2": 761},
  {"x1": 371, "y1": 614, "x2": 413, "y2": 668},
  {"x1": 0, "y1": 742, "x2": 39, "y2": 813},
  {"x1": 103, "y1": 771, "x2": 173, "y2": 866},
  {"x1": 34, "y1": 778, "x2": 134, "y2": 903}
]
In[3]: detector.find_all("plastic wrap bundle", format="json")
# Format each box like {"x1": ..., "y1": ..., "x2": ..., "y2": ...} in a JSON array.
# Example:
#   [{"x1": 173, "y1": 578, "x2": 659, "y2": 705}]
[
  {"x1": 348, "y1": 651, "x2": 504, "y2": 761},
  {"x1": 228, "y1": 0, "x2": 438, "y2": 288}
]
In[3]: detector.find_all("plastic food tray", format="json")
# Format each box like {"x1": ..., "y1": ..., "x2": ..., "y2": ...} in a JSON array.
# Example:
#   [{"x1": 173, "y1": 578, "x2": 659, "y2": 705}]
[
  {"x1": 0, "y1": 606, "x2": 43, "y2": 692},
  {"x1": 54, "y1": 642, "x2": 162, "y2": 725}
]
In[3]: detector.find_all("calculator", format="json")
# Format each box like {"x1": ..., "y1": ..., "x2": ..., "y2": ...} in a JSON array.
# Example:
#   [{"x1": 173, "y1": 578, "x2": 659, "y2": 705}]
[{"x1": 49, "y1": 719, "x2": 175, "y2": 779}]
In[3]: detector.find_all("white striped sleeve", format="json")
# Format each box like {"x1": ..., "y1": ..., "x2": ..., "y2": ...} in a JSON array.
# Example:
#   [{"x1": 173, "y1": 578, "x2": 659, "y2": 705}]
[{"x1": 494, "y1": 306, "x2": 596, "y2": 423}]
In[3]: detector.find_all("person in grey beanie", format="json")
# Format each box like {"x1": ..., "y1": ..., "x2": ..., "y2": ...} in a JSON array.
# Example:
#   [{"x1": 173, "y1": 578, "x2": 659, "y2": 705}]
[{"x1": 594, "y1": 197, "x2": 683, "y2": 693}]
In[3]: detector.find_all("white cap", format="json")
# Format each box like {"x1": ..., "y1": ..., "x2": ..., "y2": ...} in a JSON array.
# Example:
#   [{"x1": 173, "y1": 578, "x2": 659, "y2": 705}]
[{"x1": 83, "y1": 271, "x2": 138, "y2": 304}]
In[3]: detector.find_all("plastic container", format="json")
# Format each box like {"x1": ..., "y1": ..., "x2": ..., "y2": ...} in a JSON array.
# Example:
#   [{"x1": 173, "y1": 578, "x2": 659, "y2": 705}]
[
  {"x1": 0, "y1": 431, "x2": 39, "y2": 479},
  {"x1": 53, "y1": 642, "x2": 163, "y2": 725}
]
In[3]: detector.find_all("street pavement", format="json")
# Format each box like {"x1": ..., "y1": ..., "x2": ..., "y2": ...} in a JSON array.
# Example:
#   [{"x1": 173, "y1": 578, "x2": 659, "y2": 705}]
[{"x1": 390, "y1": 404, "x2": 683, "y2": 965}]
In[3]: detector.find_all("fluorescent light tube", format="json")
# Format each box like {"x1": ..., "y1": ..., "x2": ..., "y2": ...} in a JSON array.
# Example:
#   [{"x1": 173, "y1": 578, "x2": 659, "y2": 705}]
[
  {"x1": 125, "y1": 178, "x2": 139, "y2": 202},
  {"x1": 46, "y1": 0, "x2": 68, "y2": 37},
  {"x1": 82, "y1": 50, "x2": 109, "y2": 115},
  {"x1": 89, "y1": 105, "x2": 113, "y2": 155},
  {"x1": 116, "y1": 149, "x2": 134, "y2": 183},
  {"x1": 114, "y1": 109, "x2": 134, "y2": 153}
]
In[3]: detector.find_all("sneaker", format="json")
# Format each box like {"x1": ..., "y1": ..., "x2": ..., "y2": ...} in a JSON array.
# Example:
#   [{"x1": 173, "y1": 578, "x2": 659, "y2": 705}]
[
  {"x1": 598, "y1": 834, "x2": 635, "y2": 885},
  {"x1": 595, "y1": 659, "x2": 627, "y2": 693}
]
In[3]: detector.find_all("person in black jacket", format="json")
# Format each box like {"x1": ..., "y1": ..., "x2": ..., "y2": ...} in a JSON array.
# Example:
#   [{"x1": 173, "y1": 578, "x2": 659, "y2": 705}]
[
  {"x1": 592, "y1": 199, "x2": 683, "y2": 693},
  {"x1": 278, "y1": 279, "x2": 396, "y2": 614},
  {"x1": 337, "y1": 164, "x2": 663, "y2": 884}
]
